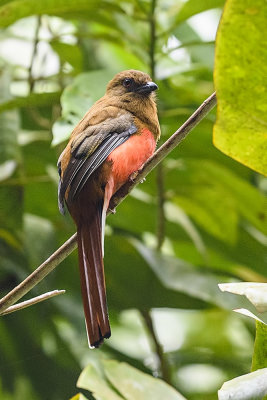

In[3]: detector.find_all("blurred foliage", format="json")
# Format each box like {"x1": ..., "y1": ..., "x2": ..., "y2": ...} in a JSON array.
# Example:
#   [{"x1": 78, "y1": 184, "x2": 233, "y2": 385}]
[
  {"x1": 0, "y1": 0, "x2": 266, "y2": 399},
  {"x1": 77, "y1": 359, "x2": 186, "y2": 399}
]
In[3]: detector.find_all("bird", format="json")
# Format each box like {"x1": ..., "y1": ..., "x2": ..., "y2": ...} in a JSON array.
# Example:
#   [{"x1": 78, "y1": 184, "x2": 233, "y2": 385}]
[{"x1": 57, "y1": 70, "x2": 160, "y2": 348}]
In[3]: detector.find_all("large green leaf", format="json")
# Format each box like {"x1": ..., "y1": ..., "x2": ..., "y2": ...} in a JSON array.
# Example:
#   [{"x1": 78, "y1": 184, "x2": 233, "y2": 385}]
[
  {"x1": 214, "y1": 0, "x2": 267, "y2": 175},
  {"x1": 77, "y1": 360, "x2": 186, "y2": 400},
  {"x1": 132, "y1": 239, "x2": 249, "y2": 310}
]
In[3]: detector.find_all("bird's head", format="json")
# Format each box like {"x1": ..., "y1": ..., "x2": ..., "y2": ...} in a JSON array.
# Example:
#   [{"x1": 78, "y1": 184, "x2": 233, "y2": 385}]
[{"x1": 106, "y1": 70, "x2": 158, "y2": 99}]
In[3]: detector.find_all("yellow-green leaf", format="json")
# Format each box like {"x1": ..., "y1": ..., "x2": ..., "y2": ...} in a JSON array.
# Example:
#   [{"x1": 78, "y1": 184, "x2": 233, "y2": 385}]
[
  {"x1": 252, "y1": 321, "x2": 267, "y2": 371},
  {"x1": 103, "y1": 360, "x2": 186, "y2": 400},
  {"x1": 214, "y1": 0, "x2": 267, "y2": 175}
]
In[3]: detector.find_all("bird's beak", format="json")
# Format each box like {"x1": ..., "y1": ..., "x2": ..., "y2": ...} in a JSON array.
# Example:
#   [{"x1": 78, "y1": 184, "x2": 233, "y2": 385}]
[{"x1": 136, "y1": 81, "x2": 158, "y2": 94}]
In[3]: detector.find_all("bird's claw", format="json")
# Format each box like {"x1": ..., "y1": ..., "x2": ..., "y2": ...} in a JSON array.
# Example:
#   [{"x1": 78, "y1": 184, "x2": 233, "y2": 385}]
[
  {"x1": 108, "y1": 207, "x2": 116, "y2": 214},
  {"x1": 129, "y1": 171, "x2": 138, "y2": 182}
]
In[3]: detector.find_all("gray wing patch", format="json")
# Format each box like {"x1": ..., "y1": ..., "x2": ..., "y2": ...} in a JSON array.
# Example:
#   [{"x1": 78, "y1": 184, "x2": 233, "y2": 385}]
[{"x1": 58, "y1": 123, "x2": 137, "y2": 214}]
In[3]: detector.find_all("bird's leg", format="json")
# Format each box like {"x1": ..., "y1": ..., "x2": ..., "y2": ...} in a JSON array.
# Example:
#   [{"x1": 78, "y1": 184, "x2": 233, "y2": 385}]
[{"x1": 129, "y1": 170, "x2": 146, "y2": 183}]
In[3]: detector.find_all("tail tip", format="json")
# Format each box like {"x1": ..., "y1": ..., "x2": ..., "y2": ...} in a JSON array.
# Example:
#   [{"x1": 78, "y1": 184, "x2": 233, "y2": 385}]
[{"x1": 88, "y1": 330, "x2": 111, "y2": 349}]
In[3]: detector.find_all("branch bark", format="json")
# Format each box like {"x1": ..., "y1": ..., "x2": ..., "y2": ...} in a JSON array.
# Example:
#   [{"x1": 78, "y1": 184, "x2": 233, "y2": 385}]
[
  {"x1": 0, "y1": 92, "x2": 217, "y2": 315},
  {"x1": 1, "y1": 290, "x2": 65, "y2": 315}
]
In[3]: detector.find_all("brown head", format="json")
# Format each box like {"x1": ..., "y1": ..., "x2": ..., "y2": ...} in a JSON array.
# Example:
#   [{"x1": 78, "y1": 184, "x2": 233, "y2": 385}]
[
  {"x1": 106, "y1": 69, "x2": 158, "y2": 98},
  {"x1": 105, "y1": 70, "x2": 160, "y2": 140}
]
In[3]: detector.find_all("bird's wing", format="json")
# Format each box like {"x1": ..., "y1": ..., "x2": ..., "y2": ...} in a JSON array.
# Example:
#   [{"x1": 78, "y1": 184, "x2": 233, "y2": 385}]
[{"x1": 57, "y1": 112, "x2": 136, "y2": 213}]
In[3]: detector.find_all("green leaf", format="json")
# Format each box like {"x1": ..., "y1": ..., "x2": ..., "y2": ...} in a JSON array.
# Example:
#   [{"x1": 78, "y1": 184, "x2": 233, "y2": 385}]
[
  {"x1": 0, "y1": 91, "x2": 61, "y2": 113},
  {"x1": 132, "y1": 239, "x2": 244, "y2": 310},
  {"x1": 0, "y1": 0, "x2": 101, "y2": 28},
  {"x1": 172, "y1": 239, "x2": 265, "y2": 282},
  {"x1": 175, "y1": 0, "x2": 225, "y2": 25},
  {"x1": 50, "y1": 41, "x2": 83, "y2": 71},
  {"x1": 77, "y1": 363, "x2": 125, "y2": 400},
  {"x1": 97, "y1": 42, "x2": 147, "y2": 72},
  {"x1": 166, "y1": 159, "x2": 267, "y2": 237},
  {"x1": 214, "y1": 0, "x2": 267, "y2": 175},
  {"x1": 174, "y1": 186, "x2": 238, "y2": 244},
  {"x1": 77, "y1": 360, "x2": 186, "y2": 400},
  {"x1": 218, "y1": 368, "x2": 267, "y2": 400},
  {"x1": 252, "y1": 321, "x2": 267, "y2": 371},
  {"x1": 52, "y1": 69, "x2": 115, "y2": 145},
  {"x1": 103, "y1": 360, "x2": 186, "y2": 400},
  {"x1": 105, "y1": 235, "x2": 209, "y2": 311}
]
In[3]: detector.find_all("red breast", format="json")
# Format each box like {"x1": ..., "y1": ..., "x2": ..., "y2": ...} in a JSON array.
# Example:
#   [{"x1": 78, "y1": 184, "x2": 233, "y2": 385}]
[{"x1": 107, "y1": 127, "x2": 156, "y2": 194}]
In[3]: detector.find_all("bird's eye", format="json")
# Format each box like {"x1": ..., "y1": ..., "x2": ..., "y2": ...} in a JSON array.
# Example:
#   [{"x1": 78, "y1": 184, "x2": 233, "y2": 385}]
[{"x1": 123, "y1": 78, "x2": 133, "y2": 88}]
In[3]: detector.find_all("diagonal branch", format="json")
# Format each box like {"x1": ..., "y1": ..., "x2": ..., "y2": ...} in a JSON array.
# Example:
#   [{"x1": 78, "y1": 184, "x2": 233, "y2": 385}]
[{"x1": 0, "y1": 92, "x2": 217, "y2": 315}]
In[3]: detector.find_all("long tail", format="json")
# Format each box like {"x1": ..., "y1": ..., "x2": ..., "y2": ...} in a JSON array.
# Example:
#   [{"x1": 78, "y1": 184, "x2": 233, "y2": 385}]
[{"x1": 76, "y1": 205, "x2": 110, "y2": 348}]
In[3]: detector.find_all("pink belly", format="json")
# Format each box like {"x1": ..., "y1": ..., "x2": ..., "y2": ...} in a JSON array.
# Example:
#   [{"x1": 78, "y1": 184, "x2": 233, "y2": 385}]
[{"x1": 107, "y1": 128, "x2": 156, "y2": 192}]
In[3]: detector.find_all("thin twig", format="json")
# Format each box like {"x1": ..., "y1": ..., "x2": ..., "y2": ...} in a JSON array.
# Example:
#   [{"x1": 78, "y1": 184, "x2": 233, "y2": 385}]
[
  {"x1": 141, "y1": 310, "x2": 171, "y2": 383},
  {"x1": 27, "y1": 16, "x2": 52, "y2": 130},
  {"x1": 1, "y1": 290, "x2": 65, "y2": 316},
  {"x1": 0, "y1": 92, "x2": 217, "y2": 315},
  {"x1": 28, "y1": 16, "x2": 41, "y2": 93},
  {"x1": 149, "y1": 0, "x2": 156, "y2": 80}
]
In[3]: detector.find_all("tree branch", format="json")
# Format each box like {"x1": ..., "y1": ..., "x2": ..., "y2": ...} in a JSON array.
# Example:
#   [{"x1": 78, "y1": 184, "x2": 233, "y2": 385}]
[
  {"x1": 1, "y1": 290, "x2": 65, "y2": 316},
  {"x1": 0, "y1": 92, "x2": 217, "y2": 315}
]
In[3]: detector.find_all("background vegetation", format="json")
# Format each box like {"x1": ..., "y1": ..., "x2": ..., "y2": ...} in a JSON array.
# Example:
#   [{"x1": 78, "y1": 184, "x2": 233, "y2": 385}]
[{"x1": 0, "y1": 0, "x2": 266, "y2": 399}]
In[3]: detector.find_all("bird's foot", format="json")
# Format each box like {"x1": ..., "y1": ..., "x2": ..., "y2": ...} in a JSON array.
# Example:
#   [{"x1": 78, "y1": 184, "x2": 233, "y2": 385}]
[
  {"x1": 129, "y1": 171, "x2": 138, "y2": 182},
  {"x1": 108, "y1": 207, "x2": 116, "y2": 214}
]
